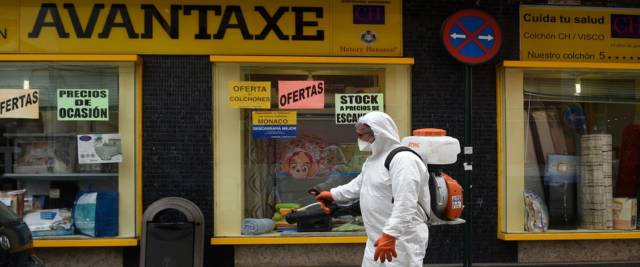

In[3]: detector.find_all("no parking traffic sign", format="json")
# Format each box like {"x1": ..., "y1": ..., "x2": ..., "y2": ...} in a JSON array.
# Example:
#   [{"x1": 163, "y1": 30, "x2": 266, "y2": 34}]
[{"x1": 442, "y1": 9, "x2": 502, "y2": 64}]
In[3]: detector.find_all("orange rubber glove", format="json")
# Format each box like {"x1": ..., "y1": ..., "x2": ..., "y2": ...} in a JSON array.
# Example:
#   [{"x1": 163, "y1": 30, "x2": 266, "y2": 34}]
[
  {"x1": 314, "y1": 191, "x2": 334, "y2": 214},
  {"x1": 374, "y1": 233, "x2": 397, "y2": 263}
]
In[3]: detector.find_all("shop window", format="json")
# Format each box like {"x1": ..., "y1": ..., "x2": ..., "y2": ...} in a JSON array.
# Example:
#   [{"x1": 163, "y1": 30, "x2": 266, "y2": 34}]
[
  {"x1": 212, "y1": 59, "x2": 412, "y2": 238},
  {"x1": 499, "y1": 62, "x2": 640, "y2": 238},
  {"x1": 0, "y1": 61, "x2": 138, "y2": 241}
]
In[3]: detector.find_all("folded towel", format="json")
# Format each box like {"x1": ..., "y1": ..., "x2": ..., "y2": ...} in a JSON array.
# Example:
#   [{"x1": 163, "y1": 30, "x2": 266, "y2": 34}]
[
  {"x1": 241, "y1": 218, "x2": 275, "y2": 235},
  {"x1": 332, "y1": 222, "x2": 366, "y2": 232}
]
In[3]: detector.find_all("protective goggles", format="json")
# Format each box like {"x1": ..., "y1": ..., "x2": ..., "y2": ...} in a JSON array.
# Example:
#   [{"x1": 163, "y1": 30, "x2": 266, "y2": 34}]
[{"x1": 355, "y1": 122, "x2": 375, "y2": 142}]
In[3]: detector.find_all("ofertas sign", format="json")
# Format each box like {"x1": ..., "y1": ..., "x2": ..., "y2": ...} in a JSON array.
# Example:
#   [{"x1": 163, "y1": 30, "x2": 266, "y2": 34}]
[
  {"x1": 521, "y1": 5, "x2": 640, "y2": 62},
  {"x1": 278, "y1": 81, "x2": 324, "y2": 109},
  {"x1": 0, "y1": 89, "x2": 39, "y2": 119},
  {"x1": 252, "y1": 111, "x2": 297, "y2": 138},
  {"x1": 57, "y1": 89, "x2": 109, "y2": 121},
  {"x1": 228, "y1": 81, "x2": 271, "y2": 109},
  {"x1": 335, "y1": 93, "x2": 384, "y2": 124}
]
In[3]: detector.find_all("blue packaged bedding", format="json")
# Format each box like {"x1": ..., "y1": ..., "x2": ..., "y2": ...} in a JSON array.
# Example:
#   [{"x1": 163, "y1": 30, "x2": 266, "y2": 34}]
[{"x1": 74, "y1": 192, "x2": 118, "y2": 237}]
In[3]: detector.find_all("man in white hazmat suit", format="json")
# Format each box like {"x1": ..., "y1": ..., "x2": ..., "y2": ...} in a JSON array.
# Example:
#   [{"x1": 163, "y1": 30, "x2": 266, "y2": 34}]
[{"x1": 315, "y1": 111, "x2": 430, "y2": 266}]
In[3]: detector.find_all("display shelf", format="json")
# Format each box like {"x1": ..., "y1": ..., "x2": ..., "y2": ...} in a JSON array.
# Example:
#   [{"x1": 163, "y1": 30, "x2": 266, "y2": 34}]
[
  {"x1": 211, "y1": 235, "x2": 367, "y2": 245},
  {"x1": 33, "y1": 237, "x2": 138, "y2": 247},
  {"x1": 524, "y1": 91, "x2": 640, "y2": 104},
  {"x1": 498, "y1": 231, "x2": 640, "y2": 241},
  {"x1": 2, "y1": 133, "x2": 79, "y2": 138},
  {"x1": 1, "y1": 173, "x2": 117, "y2": 181}
]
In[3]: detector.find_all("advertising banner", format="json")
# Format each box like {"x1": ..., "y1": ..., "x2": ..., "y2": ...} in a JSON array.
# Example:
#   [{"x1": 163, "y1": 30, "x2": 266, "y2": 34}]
[
  {"x1": 0, "y1": 89, "x2": 39, "y2": 119},
  {"x1": 335, "y1": 93, "x2": 383, "y2": 124},
  {"x1": 278, "y1": 81, "x2": 324, "y2": 109},
  {"x1": 252, "y1": 110, "x2": 297, "y2": 138},
  {"x1": 521, "y1": 5, "x2": 640, "y2": 62},
  {"x1": 228, "y1": 81, "x2": 271, "y2": 109},
  {"x1": 0, "y1": 0, "x2": 402, "y2": 56},
  {"x1": 57, "y1": 89, "x2": 109, "y2": 121}
]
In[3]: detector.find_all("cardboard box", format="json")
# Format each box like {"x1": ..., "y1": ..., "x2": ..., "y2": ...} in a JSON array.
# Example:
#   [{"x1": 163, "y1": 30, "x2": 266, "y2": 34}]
[
  {"x1": 0, "y1": 189, "x2": 26, "y2": 218},
  {"x1": 612, "y1": 197, "x2": 637, "y2": 230}
]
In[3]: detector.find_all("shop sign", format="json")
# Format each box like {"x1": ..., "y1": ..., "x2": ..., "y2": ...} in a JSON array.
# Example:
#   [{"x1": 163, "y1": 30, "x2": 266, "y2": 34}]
[
  {"x1": 278, "y1": 81, "x2": 324, "y2": 109},
  {"x1": 57, "y1": 89, "x2": 109, "y2": 121},
  {"x1": 0, "y1": 89, "x2": 39, "y2": 119},
  {"x1": 252, "y1": 110, "x2": 296, "y2": 138},
  {"x1": 228, "y1": 81, "x2": 271, "y2": 109},
  {"x1": 77, "y1": 133, "x2": 122, "y2": 164},
  {"x1": 335, "y1": 93, "x2": 384, "y2": 124},
  {"x1": 521, "y1": 5, "x2": 640, "y2": 63},
  {"x1": 0, "y1": 0, "x2": 402, "y2": 56}
]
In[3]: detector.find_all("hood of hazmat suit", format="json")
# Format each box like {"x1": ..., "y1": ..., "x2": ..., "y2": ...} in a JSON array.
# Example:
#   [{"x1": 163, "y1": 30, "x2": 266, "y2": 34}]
[{"x1": 330, "y1": 111, "x2": 430, "y2": 267}]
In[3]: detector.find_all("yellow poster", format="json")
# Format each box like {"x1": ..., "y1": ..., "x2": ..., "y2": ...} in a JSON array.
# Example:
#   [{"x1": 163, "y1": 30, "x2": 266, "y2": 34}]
[
  {"x1": 228, "y1": 81, "x2": 271, "y2": 109},
  {"x1": 0, "y1": 89, "x2": 40, "y2": 119},
  {"x1": 252, "y1": 111, "x2": 297, "y2": 125},
  {"x1": 521, "y1": 5, "x2": 640, "y2": 62},
  {"x1": 0, "y1": 0, "x2": 402, "y2": 56}
]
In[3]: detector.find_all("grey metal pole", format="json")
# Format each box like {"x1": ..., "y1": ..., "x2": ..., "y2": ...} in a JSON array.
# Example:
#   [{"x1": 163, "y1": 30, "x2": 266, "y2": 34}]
[{"x1": 463, "y1": 65, "x2": 473, "y2": 267}]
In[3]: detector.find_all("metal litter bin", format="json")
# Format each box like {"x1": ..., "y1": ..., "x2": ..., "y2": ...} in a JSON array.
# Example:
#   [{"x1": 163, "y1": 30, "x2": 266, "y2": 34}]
[{"x1": 140, "y1": 197, "x2": 204, "y2": 267}]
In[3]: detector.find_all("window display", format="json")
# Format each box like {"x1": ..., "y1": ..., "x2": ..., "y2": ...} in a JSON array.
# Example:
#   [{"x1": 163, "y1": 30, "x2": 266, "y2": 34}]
[
  {"x1": 212, "y1": 58, "x2": 413, "y2": 239},
  {"x1": 0, "y1": 61, "x2": 137, "y2": 241},
  {"x1": 499, "y1": 62, "x2": 640, "y2": 238},
  {"x1": 242, "y1": 67, "x2": 381, "y2": 235}
]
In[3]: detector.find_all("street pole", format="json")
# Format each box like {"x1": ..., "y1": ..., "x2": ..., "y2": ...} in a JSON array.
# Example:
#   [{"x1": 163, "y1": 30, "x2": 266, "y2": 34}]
[
  {"x1": 463, "y1": 65, "x2": 473, "y2": 267},
  {"x1": 442, "y1": 9, "x2": 500, "y2": 267}
]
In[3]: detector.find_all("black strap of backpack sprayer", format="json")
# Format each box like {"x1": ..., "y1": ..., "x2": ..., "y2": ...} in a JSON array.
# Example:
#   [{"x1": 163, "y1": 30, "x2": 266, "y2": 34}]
[
  {"x1": 384, "y1": 146, "x2": 422, "y2": 170},
  {"x1": 384, "y1": 146, "x2": 431, "y2": 222}
]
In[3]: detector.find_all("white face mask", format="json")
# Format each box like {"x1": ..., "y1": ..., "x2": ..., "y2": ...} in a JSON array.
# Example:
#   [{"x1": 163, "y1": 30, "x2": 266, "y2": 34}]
[{"x1": 358, "y1": 139, "x2": 372, "y2": 151}]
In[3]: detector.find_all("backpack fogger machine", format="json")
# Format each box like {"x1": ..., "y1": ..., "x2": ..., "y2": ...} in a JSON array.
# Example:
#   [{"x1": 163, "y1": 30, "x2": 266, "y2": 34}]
[{"x1": 401, "y1": 128, "x2": 465, "y2": 225}]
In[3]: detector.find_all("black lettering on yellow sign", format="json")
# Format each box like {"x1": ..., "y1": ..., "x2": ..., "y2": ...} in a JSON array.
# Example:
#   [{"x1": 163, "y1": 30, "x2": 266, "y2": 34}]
[
  {"x1": 141, "y1": 4, "x2": 181, "y2": 39},
  {"x1": 228, "y1": 96, "x2": 270, "y2": 102},
  {"x1": 28, "y1": 3, "x2": 325, "y2": 41},
  {"x1": 232, "y1": 85, "x2": 268, "y2": 92},
  {"x1": 64, "y1": 3, "x2": 104, "y2": 38},
  {"x1": 213, "y1": 5, "x2": 253, "y2": 40},
  {"x1": 255, "y1": 6, "x2": 289, "y2": 40},
  {"x1": 98, "y1": 4, "x2": 139, "y2": 38},
  {"x1": 523, "y1": 13, "x2": 557, "y2": 23},
  {"x1": 0, "y1": 27, "x2": 7, "y2": 39},
  {"x1": 0, "y1": 91, "x2": 39, "y2": 115},
  {"x1": 257, "y1": 118, "x2": 288, "y2": 124}
]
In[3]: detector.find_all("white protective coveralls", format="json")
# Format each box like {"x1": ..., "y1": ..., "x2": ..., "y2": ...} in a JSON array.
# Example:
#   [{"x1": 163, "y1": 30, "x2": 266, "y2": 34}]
[{"x1": 330, "y1": 111, "x2": 430, "y2": 267}]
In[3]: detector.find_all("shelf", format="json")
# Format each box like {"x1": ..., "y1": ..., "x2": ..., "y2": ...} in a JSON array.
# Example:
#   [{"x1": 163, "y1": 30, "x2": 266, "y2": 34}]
[
  {"x1": 524, "y1": 91, "x2": 640, "y2": 104},
  {"x1": 3, "y1": 133, "x2": 79, "y2": 138},
  {"x1": 33, "y1": 237, "x2": 138, "y2": 247},
  {"x1": 498, "y1": 231, "x2": 640, "y2": 241},
  {"x1": 211, "y1": 235, "x2": 367, "y2": 245},
  {"x1": 1, "y1": 173, "x2": 117, "y2": 180}
]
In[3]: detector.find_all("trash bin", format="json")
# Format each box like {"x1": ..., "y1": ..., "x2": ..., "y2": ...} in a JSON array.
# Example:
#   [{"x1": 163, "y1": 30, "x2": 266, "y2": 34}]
[{"x1": 140, "y1": 197, "x2": 204, "y2": 267}]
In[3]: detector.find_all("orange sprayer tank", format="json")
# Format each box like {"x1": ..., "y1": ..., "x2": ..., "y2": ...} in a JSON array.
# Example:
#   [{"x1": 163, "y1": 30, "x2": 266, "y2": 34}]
[
  {"x1": 443, "y1": 173, "x2": 464, "y2": 220},
  {"x1": 401, "y1": 128, "x2": 464, "y2": 222}
]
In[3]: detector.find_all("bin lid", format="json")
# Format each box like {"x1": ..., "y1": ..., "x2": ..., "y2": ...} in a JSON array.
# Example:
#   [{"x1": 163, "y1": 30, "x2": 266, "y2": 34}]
[{"x1": 412, "y1": 128, "x2": 446, "y2": 136}]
